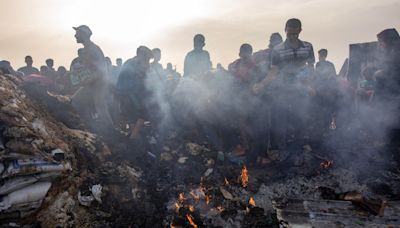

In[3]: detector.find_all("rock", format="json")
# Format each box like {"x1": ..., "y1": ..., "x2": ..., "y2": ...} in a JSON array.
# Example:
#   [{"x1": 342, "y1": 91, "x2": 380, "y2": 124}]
[
  {"x1": 220, "y1": 187, "x2": 234, "y2": 200},
  {"x1": 161, "y1": 152, "x2": 173, "y2": 161},
  {"x1": 186, "y1": 142, "x2": 210, "y2": 156},
  {"x1": 178, "y1": 156, "x2": 188, "y2": 164},
  {"x1": 204, "y1": 168, "x2": 213, "y2": 177}
]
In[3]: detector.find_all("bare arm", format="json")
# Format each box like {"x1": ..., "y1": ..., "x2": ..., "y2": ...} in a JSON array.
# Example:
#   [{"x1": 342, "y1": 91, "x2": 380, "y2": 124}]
[{"x1": 252, "y1": 65, "x2": 278, "y2": 94}]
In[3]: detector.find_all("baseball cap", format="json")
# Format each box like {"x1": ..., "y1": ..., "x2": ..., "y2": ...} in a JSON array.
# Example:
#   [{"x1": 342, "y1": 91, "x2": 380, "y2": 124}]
[{"x1": 73, "y1": 25, "x2": 92, "y2": 37}]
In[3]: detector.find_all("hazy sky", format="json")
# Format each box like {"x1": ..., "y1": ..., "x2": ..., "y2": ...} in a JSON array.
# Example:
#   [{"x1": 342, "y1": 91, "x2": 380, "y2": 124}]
[{"x1": 0, "y1": 0, "x2": 399, "y2": 72}]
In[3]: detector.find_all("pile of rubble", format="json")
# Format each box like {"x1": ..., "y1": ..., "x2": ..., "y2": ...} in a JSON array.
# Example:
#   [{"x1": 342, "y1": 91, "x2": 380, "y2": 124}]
[
  {"x1": 0, "y1": 74, "x2": 146, "y2": 227},
  {"x1": 1, "y1": 73, "x2": 400, "y2": 227}
]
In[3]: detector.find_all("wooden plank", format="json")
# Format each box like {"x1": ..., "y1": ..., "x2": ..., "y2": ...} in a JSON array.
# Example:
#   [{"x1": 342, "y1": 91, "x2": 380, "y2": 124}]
[{"x1": 273, "y1": 199, "x2": 400, "y2": 227}]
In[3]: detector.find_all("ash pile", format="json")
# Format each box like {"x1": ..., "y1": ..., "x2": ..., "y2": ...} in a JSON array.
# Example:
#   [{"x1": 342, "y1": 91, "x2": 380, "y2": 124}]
[
  {"x1": 0, "y1": 74, "x2": 149, "y2": 227},
  {"x1": 1, "y1": 70, "x2": 400, "y2": 227}
]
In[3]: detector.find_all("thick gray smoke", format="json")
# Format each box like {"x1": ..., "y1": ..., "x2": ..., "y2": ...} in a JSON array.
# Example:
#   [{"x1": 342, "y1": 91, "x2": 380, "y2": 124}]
[{"x1": 141, "y1": 41, "x2": 399, "y2": 173}]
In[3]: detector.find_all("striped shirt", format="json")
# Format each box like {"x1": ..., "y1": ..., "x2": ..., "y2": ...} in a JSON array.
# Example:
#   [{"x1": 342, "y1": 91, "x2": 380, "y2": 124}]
[{"x1": 271, "y1": 39, "x2": 315, "y2": 82}]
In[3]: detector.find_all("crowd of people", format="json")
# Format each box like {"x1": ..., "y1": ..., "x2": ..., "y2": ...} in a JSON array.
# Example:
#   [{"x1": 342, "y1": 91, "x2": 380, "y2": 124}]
[{"x1": 1, "y1": 18, "x2": 399, "y2": 166}]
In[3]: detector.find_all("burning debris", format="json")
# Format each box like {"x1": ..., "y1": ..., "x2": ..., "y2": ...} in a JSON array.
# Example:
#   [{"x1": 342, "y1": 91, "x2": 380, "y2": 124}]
[{"x1": 239, "y1": 165, "x2": 249, "y2": 188}]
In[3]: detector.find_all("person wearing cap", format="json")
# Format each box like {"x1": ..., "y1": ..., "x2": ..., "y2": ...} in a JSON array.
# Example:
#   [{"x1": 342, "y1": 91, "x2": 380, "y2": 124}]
[
  {"x1": 183, "y1": 34, "x2": 212, "y2": 79},
  {"x1": 116, "y1": 46, "x2": 153, "y2": 139},
  {"x1": 71, "y1": 25, "x2": 113, "y2": 129}
]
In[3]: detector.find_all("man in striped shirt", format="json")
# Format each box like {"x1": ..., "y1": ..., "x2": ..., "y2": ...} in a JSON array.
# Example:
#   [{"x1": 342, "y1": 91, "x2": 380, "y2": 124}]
[{"x1": 254, "y1": 18, "x2": 315, "y2": 163}]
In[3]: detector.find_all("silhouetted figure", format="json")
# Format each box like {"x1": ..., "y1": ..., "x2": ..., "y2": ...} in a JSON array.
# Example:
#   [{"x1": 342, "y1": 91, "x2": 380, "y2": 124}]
[
  {"x1": 45, "y1": 58, "x2": 58, "y2": 78},
  {"x1": 313, "y1": 49, "x2": 338, "y2": 137},
  {"x1": 0, "y1": 60, "x2": 23, "y2": 77},
  {"x1": 254, "y1": 18, "x2": 315, "y2": 163},
  {"x1": 165, "y1": 63, "x2": 181, "y2": 79},
  {"x1": 164, "y1": 62, "x2": 181, "y2": 96},
  {"x1": 110, "y1": 58, "x2": 123, "y2": 82},
  {"x1": 253, "y1": 32, "x2": 283, "y2": 76},
  {"x1": 116, "y1": 46, "x2": 153, "y2": 139},
  {"x1": 315, "y1": 49, "x2": 336, "y2": 80},
  {"x1": 18, "y1": 55, "x2": 39, "y2": 76},
  {"x1": 150, "y1": 48, "x2": 165, "y2": 79},
  {"x1": 104, "y1": 56, "x2": 115, "y2": 83},
  {"x1": 375, "y1": 28, "x2": 400, "y2": 102},
  {"x1": 116, "y1": 58, "x2": 123, "y2": 67},
  {"x1": 39, "y1": 65, "x2": 48, "y2": 75},
  {"x1": 57, "y1": 66, "x2": 67, "y2": 78},
  {"x1": 228, "y1": 43, "x2": 259, "y2": 162},
  {"x1": 216, "y1": 63, "x2": 225, "y2": 71},
  {"x1": 228, "y1": 43, "x2": 255, "y2": 84},
  {"x1": 183, "y1": 34, "x2": 212, "y2": 78},
  {"x1": 71, "y1": 25, "x2": 113, "y2": 129},
  {"x1": 375, "y1": 28, "x2": 400, "y2": 160},
  {"x1": 56, "y1": 66, "x2": 71, "y2": 94}
]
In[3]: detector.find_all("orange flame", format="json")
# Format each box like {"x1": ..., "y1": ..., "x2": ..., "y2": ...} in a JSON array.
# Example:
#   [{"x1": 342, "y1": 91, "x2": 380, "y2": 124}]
[
  {"x1": 240, "y1": 165, "x2": 249, "y2": 188},
  {"x1": 179, "y1": 193, "x2": 186, "y2": 204},
  {"x1": 186, "y1": 214, "x2": 198, "y2": 228},
  {"x1": 320, "y1": 160, "x2": 333, "y2": 169},
  {"x1": 224, "y1": 177, "x2": 229, "y2": 186},
  {"x1": 205, "y1": 195, "x2": 210, "y2": 205},
  {"x1": 189, "y1": 205, "x2": 195, "y2": 212},
  {"x1": 249, "y1": 197, "x2": 256, "y2": 207},
  {"x1": 175, "y1": 202, "x2": 181, "y2": 213}
]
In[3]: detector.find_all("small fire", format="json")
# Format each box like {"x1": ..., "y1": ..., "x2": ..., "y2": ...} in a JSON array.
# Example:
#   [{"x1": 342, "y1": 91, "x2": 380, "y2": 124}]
[
  {"x1": 224, "y1": 177, "x2": 229, "y2": 186},
  {"x1": 179, "y1": 193, "x2": 186, "y2": 204},
  {"x1": 320, "y1": 160, "x2": 334, "y2": 169},
  {"x1": 240, "y1": 165, "x2": 249, "y2": 188},
  {"x1": 174, "y1": 203, "x2": 181, "y2": 213},
  {"x1": 186, "y1": 214, "x2": 198, "y2": 228},
  {"x1": 189, "y1": 205, "x2": 195, "y2": 212},
  {"x1": 249, "y1": 197, "x2": 256, "y2": 207},
  {"x1": 205, "y1": 195, "x2": 210, "y2": 205},
  {"x1": 216, "y1": 206, "x2": 224, "y2": 212}
]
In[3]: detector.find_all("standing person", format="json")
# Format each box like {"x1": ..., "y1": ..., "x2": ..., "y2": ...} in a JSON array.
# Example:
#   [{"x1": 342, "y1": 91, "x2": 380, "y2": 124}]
[
  {"x1": 374, "y1": 28, "x2": 400, "y2": 161},
  {"x1": 313, "y1": 49, "x2": 338, "y2": 137},
  {"x1": 18, "y1": 55, "x2": 39, "y2": 76},
  {"x1": 150, "y1": 48, "x2": 165, "y2": 78},
  {"x1": 183, "y1": 34, "x2": 212, "y2": 79},
  {"x1": 251, "y1": 33, "x2": 283, "y2": 166},
  {"x1": 375, "y1": 28, "x2": 400, "y2": 103},
  {"x1": 253, "y1": 32, "x2": 283, "y2": 77},
  {"x1": 112, "y1": 58, "x2": 123, "y2": 79},
  {"x1": 227, "y1": 43, "x2": 258, "y2": 163},
  {"x1": 315, "y1": 49, "x2": 336, "y2": 80},
  {"x1": 116, "y1": 46, "x2": 153, "y2": 139},
  {"x1": 254, "y1": 18, "x2": 315, "y2": 164},
  {"x1": 71, "y1": 25, "x2": 113, "y2": 130},
  {"x1": 45, "y1": 58, "x2": 58, "y2": 78},
  {"x1": 116, "y1": 58, "x2": 123, "y2": 68}
]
